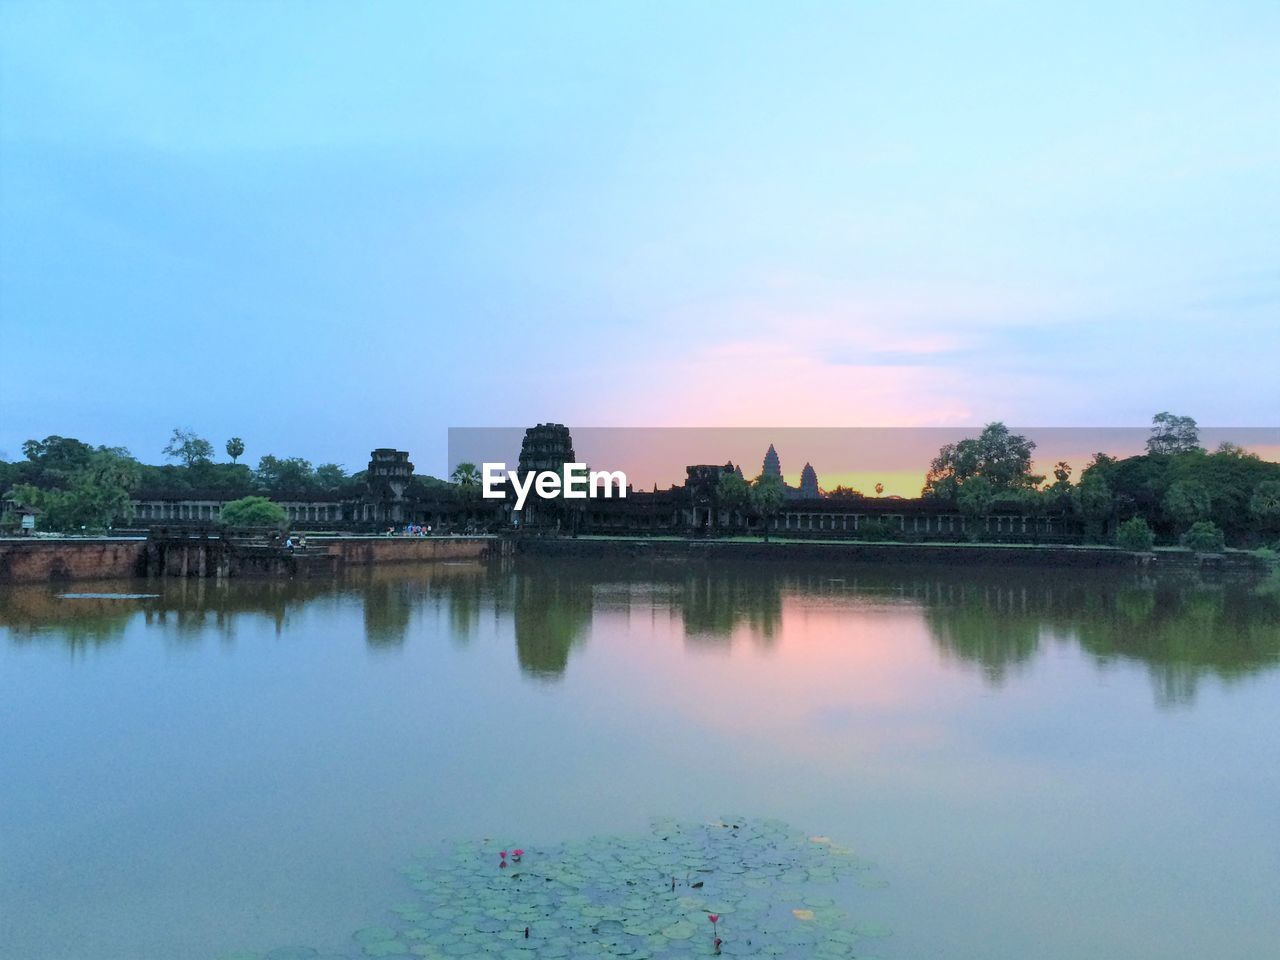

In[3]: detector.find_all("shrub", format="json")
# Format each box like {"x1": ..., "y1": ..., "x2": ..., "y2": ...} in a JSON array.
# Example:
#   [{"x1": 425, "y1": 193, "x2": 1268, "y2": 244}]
[
  {"x1": 1116, "y1": 516, "x2": 1155, "y2": 552},
  {"x1": 220, "y1": 496, "x2": 286, "y2": 527},
  {"x1": 1181, "y1": 520, "x2": 1225, "y2": 553},
  {"x1": 855, "y1": 518, "x2": 899, "y2": 541}
]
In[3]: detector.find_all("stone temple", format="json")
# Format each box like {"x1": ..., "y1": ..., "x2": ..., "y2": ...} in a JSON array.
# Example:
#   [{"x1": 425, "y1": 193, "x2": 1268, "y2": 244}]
[{"x1": 126, "y1": 424, "x2": 1076, "y2": 542}]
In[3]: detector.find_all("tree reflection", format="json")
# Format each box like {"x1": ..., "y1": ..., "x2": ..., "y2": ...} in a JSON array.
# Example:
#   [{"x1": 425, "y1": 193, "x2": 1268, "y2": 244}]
[
  {"x1": 0, "y1": 584, "x2": 133, "y2": 652},
  {"x1": 924, "y1": 592, "x2": 1043, "y2": 685},
  {"x1": 0, "y1": 563, "x2": 493, "y2": 653},
  {"x1": 1075, "y1": 578, "x2": 1280, "y2": 707},
  {"x1": 679, "y1": 571, "x2": 782, "y2": 647},
  {"x1": 918, "y1": 570, "x2": 1280, "y2": 706},
  {"x1": 357, "y1": 563, "x2": 490, "y2": 650}
]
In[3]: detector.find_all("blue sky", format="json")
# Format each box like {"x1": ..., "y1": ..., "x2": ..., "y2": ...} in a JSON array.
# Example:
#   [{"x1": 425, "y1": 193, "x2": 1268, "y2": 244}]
[{"x1": 2, "y1": 1, "x2": 1277, "y2": 475}]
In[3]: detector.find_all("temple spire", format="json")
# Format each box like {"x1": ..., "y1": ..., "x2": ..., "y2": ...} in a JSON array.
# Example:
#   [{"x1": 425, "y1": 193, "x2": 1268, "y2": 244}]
[
  {"x1": 762, "y1": 443, "x2": 782, "y2": 481},
  {"x1": 799, "y1": 462, "x2": 819, "y2": 498}
]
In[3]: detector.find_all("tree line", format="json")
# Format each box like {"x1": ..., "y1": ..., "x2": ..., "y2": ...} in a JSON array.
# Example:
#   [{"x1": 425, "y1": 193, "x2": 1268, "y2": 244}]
[
  {"x1": 918, "y1": 413, "x2": 1280, "y2": 549},
  {"x1": 4, "y1": 416, "x2": 1278, "y2": 547},
  {"x1": 0, "y1": 429, "x2": 366, "y2": 532}
]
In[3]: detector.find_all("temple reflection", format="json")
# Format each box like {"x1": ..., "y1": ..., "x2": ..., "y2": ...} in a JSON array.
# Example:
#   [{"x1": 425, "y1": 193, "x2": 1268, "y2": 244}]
[
  {"x1": 509, "y1": 568, "x2": 593, "y2": 679},
  {"x1": 3, "y1": 563, "x2": 1277, "y2": 704}
]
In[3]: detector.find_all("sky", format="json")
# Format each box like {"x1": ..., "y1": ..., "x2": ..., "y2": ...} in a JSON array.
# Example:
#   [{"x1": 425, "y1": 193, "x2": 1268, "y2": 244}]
[
  {"x1": 2, "y1": 1, "x2": 1278, "y2": 478},
  {"x1": 449, "y1": 427, "x2": 1280, "y2": 496}
]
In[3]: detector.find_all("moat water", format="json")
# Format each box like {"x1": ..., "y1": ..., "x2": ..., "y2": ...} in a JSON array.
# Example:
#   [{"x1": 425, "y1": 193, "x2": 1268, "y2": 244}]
[{"x1": 2, "y1": 560, "x2": 1279, "y2": 960}]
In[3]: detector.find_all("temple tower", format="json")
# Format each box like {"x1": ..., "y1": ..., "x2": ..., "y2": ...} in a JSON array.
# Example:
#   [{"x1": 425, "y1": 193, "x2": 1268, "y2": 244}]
[
  {"x1": 799, "y1": 462, "x2": 820, "y2": 498},
  {"x1": 365, "y1": 449, "x2": 414, "y2": 523},
  {"x1": 517, "y1": 423, "x2": 576, "y2": 475},
  {"x1": 515, "y1": 423, "x2": 576, "y2": 528},
  {"x1": 762, "y1": 444, "x2": 782, "y2": 482}
]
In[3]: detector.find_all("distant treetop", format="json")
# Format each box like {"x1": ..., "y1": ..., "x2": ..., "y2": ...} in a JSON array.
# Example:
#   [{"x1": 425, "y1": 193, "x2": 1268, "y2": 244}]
[{"x1": 1146, "y1": 412, "x2": 1202, "y2": 456}]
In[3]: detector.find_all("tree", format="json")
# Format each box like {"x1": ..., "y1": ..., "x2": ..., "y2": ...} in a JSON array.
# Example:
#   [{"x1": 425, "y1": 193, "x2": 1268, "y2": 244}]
[
  {"x1": 874, "y1": 482, "x2": 884, "y2": 496},
  {"x1": 1082, "y1": 441, "x2": 1280, "y2": 546},
  {"x1": 221, "y1": 496, "x2": 287, "y2": 527},
  {"x1": 1147, "y1": 412, "x2": 1202, "y2": 456},
  {"x1": 16, "y1": 435, "x2": 94, "y2": 490},
  {"x1": 854, "y1": 517, "x2": 898, "y2": 541},
  {"x1": 22, "y1": 435, "x2": 93, "y2": 472},
  {"x1": 256, "y1": 455, "x2": 315, "y2": 493},
  {"x1": 1181, "y1": 520, "x2": 1225, "y2": 553},
  {"x1": 188, "y1": 459, "x2": 254, "y2": 493},
  {"x1": 924, "y1": 423, "x2": 1041, "y2": 499},
  {"x1": 827, "y1": 485, "x2": 864, "y2": 499},
  {"x1": 1215, "y1": 441, "x2": 1259, "y2": 460},
  {"x1": 8, "y1": 447, "x2": 139, "y2": 531},
  {"x1": 957, "y1": 475, "x2": 994, "y2": 540},
  {"x1": 1250, "y1": 480, "x2": 1280, "y2": 531},
  {"x1": 314, "y1": 463, "x2": 348, "y2": 490},
  {"x1": 1116, "y1": 516, "x2": 1155, "y2": 552},
  {"x1": 749, "y1": 473, "x2": 785, "y2": 541},
  {"x1": 1046, "y1": 461, "x2": 1074, "y2": 508},
  {"x1": 1088, "y1": 452, "x2": 1118, "y2": 473},
  {"x1": 451, "y1": 462, "x2": 481, "y2": 488},
  {"x1": 226, "y1": 437, "x2": 245, "y2": 463},
  {"x1": 163, "y1": 428, "x2": 215, "y2": 468},
  {"x1": 1163, "y1": 479, "x2": 1211, "y2": 530},
  {"x1": 716, "y1": 471, "x2": 751, "y2": 530},
  {"x1": 1006, "y1": 485, "x2": 1047, "y2": 520},
  {"x1": 1074, "y1": 471, "x2": 1113, "y2": 543}
]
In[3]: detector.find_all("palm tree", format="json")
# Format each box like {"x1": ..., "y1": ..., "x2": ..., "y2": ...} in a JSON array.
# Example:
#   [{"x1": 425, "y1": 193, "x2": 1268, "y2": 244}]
[
  {"x1": 750, "y1": 473, "x2": 785, "y2": 541},
  {"x1": 451, "y1": 462, "x2": 481, "y2": 489},
  {"x1": 226, "y1": 437, "x2": 245, "y2": 464}
]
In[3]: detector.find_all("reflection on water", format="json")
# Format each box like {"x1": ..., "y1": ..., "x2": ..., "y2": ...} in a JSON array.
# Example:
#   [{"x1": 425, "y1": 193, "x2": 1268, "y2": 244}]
[
  {"x1": 6, "y1": 562, "x2": 1277, "y2": 705},
  {"x1": 678, "y1": 570, "x2": 784, "y2": 647},
  {"x1": 510, "y1": 569, "x2": 593, "y2": 679},
  {"x1": 919, "y1": 572, "x2": 1280, "y2": 706},
  {"x1": 2, "y1": 560, "x2": 1279, "y2": 960}
]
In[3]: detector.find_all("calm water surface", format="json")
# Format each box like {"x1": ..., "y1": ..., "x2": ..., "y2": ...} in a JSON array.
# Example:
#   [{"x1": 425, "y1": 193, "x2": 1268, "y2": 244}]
[{"x1": 2, "y1": 559, "x2": 1279, "y2": 960}]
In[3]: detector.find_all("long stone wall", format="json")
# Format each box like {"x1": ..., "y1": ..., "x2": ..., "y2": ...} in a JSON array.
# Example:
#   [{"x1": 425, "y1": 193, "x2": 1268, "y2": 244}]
[
  {"x1": 0, "y1": 539, "x2": 149, "y2": 583},
  {"x1": 514, "y1": 536, "x2": 1266, "y2": 571},
  {"x1": 5, "y1": 534, "x2": 1255, "y2": 582},
  {"x1": 0, "y1": 536, "x2": 503, "y2": 583},
  {"x1": 314, "y1": 536, "x2": 503, "y2": 565}
]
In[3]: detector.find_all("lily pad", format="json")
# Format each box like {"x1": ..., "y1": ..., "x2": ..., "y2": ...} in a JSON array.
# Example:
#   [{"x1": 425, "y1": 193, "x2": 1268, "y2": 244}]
[
  {"x1": 853, "y1": 921, "x2": 894, "y2": 938},
  {"x1": 659, "y1": 920, "x2": 696, "y2": 940},
  {"x1": 230, "y1": 816, "x2": 896, "y2": 960}
]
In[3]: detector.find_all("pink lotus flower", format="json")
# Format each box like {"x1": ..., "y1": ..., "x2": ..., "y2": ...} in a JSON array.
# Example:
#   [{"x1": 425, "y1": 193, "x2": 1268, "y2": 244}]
[
  {"x1": 499, "y1": 850, "x2": 508, "y2": 858},
  {"x1": 512, "y1": 848, "x2": 524, "y2": 861}
]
